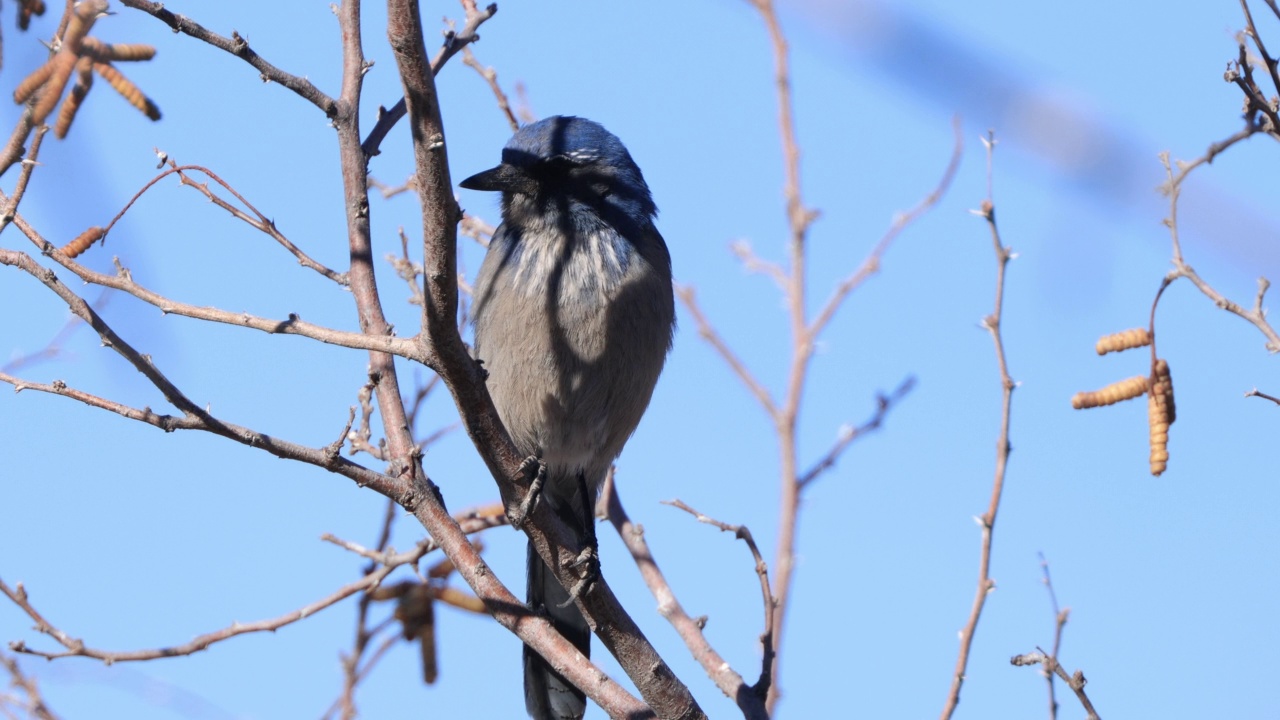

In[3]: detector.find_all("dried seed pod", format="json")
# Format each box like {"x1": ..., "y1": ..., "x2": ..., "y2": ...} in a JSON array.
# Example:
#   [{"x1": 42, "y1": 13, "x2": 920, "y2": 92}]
[
  {"x1": 61, "y1": 226, "x2": 105, "y2": 258},
  {"x1": 1071, "y1": 375, "x2": 1149, "y2": 410},
  {"x1": 93, "y1": 62, "x2": 161, "y2": 120},
  {"x1": 1095, "y1": 328, "x2": 1151, "y2": 355},
  {"x1": 81, "y1": 37, "x2": 157, "y2": 62},
  {"x1": 1154, "y1": 358, "x2": 1175, "y2": 425},
  {"x1": 14, "y1": 58, "x2": 56, "y2": 104},
  {"x1": 19, "y1": 0, "x2": 48, "y2": 32},
  {"x1": 28, "y1": 51, "x2": 76, "y2": 123},
  {"x1": 1148, "y1": 381, "x2": 1171, "y2": 476},
  {"x1": 62, "y1": 0, "x2": 109, "y2": 54},
  {"x1": 53, "y1": 56, "x2": 94, "y2": 139}
]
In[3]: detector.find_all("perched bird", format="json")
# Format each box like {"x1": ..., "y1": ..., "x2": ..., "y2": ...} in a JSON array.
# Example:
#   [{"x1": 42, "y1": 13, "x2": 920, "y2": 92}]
[{"x1": 462, "y1": 116, "x2": 675, "y2": 719}]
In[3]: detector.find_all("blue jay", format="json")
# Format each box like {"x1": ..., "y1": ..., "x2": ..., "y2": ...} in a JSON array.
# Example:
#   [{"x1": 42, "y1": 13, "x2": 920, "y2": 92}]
[{"x1": 461, "y1": 116, "x2": 675, "y2": 719}]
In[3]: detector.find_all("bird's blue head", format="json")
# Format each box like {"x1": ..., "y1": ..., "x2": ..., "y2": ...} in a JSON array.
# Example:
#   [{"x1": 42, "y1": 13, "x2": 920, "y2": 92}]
[{"x1": 460, "y1": 116, "x2": 657, "y2": 230}]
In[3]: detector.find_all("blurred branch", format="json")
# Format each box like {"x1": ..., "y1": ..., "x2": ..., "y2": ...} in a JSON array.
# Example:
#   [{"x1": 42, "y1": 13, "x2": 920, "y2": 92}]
[
  {"x1": 1011, "y1": 651, "x2": 1101, "y2": 720},
  {"x1": 461, "y1": 46, "x2": 519, "y2": 131},
  {"x1": 808, "y1": 118, "x2": 964, "y2": 342},
  {"x1": 1038, "y1": 553, "x2": 1070, "y2": 720},
  {"x1": 1, "y1": 289, "x2": 109, "y2": 375},
  {"x1": 0, "y1": 652, "x2": 59, "y2": 720},
  {"x1": 676, "y1": 284, "x2": 778, "y2": 417},
  {"x1": 940, "y1": 131, "x2": 1017, "y2": 720},
  {"x1": 796, "y1": 375, "x2": 915, "y2": 488}
]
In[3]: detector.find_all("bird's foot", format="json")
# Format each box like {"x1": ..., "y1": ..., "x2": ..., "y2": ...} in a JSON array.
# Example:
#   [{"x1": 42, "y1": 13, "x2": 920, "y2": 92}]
[
  {"x1": 557, "y1": 545, "x2": 599, "y2": 607},
  {"x1": 508, "y1": 454, "x2": 546, "y2": 529}
]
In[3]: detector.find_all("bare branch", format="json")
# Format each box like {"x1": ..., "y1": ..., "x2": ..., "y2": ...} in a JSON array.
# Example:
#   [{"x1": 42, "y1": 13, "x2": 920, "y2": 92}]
[
  {"x1": 1038, "y1": 553, "x2": 1070, "y2": 720},
  {"x1": 941, "y1": 131, "x2": 1018, "y2": 720},
  {"x1": 598, "y1": 473, "x2": 767, "y2": 720},
  {"x1": 461, "y1": 45, "x2": 519, "y2": 131},
  {"x1": 118, "y1": 0, "x2": 338, "y2": 116},
  {"x1": 663, "y1": 499, "x2": 776, "y2": 704},
  {"x1": 0, "y1": 652, "x2": 59, "y2": 720},
  {"x1": 807, "y1": 117, "x2": 963, "y2": 342},
  {"x1": 361, "y1": 1, "x2": 497, "y2": 158},
  {"x1": 1, "y1": 562, "x2": 395, "y2": 663},
  {"x1": 1158, "y1": 152, "x2": 1280, "y2": 352},
  {"x1": 1245, "y1": 387, "x2": 1280, "y2": 405},
  {"x1": 676, "y1": 284, "x2": 778, "y2": 418},
  {"x1": 797, "y1": 375, "x2": 915, "y2": 488},
  {"x1": 1011, "y1": 651, "x2": 1101, "y2": 720}
]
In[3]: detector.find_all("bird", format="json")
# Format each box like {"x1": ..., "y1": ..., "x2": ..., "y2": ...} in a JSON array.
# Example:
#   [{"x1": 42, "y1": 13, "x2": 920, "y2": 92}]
[{"x1": 461, "y1": 116, "x2": 675, "y2": 720}]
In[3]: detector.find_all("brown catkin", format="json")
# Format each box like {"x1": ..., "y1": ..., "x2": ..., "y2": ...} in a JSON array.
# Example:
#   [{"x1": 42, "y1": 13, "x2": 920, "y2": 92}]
[
  {"x1": 93, "y1": 62, "x2": 161, "y2": 120},
  {"x1": 81, "y1": 37, "x2": 157, "y2": 62},
  {"x1": 1154, "y1": 358, "x2": 1175, "y2": 425},
  {"x1": 61, "y1": 226, "x2": 105, "y2": 258},
  {"x1": 53, "y1": 56, "x2": 94, "y2": 139},
  {"x1": 1148, "y1": 379, "x2": 1171, "y2": 476},
  {"x1": 1071, "y1": 375, "x2": 1149, "y2": 410},
  {"x1": 1096, "y1": 327, "x2": 1151, "y2": 355},
  {"x1": 28, "y1": 51, "x2": 75, "y2": 123},
  {"x1": 19, "y1": 0, "x2": 47, "y2": 31},
  {"x1": 13, "y1": 58, "x2": 55, "y2": 104}
]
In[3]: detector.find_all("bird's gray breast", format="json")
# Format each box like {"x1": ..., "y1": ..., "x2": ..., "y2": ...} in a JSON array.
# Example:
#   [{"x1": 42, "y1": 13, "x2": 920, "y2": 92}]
[{"x1": 472, "y1": 224, "x2": 673, "y2": 479}]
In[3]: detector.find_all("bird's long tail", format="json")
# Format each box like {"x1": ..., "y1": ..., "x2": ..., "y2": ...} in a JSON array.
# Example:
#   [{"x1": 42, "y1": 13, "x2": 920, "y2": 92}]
[{"x1": 525, "y1": 533, "x2": 591, "y2": 720}]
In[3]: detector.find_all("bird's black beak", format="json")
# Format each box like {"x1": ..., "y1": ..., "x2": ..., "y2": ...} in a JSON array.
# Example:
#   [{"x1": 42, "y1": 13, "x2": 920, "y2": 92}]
[{"x1": 459, "y1": 163, "x2": 538, "y2": 194}]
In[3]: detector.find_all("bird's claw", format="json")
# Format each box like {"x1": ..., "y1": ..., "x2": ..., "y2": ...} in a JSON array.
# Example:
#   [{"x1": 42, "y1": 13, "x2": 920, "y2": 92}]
[
  {"x1": 557, "y1": 545, "x2": 599, "y2": 607},
  {"x1": 509, "y1": 454, "x2": 546, "y2": 529}
]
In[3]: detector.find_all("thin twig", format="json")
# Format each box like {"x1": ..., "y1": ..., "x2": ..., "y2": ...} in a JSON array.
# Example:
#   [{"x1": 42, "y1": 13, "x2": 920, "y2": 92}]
[
  {"x1": 0, "y1": 652, "x2": 59, "y2": 720},
  {"x1": 1158, "y1": 152, "x2": 1280, "y2": 352},
  {"x1": 1011, "y1": 650, "x2": 1101, "y2": 720},
  {"x1": 598, "y1": 472, "x2": 768, "y2": 720},
  {"x1": 461, "y1": 45, "x2": 519, "y2": 131},
  {"x1": 807, "y1": 117, "x2": 964, "y2": 342},
  {"x1": 360, "y1": 0, "x2": 497, "y2": 158},
  {"x1": 675, "y1": 284, "x2": 777, "y2": 417},
  {"x1": 796, "y1": 375, "x2": 915, "y2": 488},
  {"x1": 663, "y1": 498, "x2": 777, "y2": 703},
  {"x1": 118, "y1": 0, "x2": 338, "y2": 116},
  {"x1": 1245, "y1": 388, "x2": 1280, "y2": 405},
  {"x1": 940, "y1": 131, "x2": 1017, "y2": 720},
  {"x1": 1038, "y1": 553, "x2": 1070, "y2": 720},
  {"x1": 1, "y1": 566, "x2": 397, "y2": 663}
]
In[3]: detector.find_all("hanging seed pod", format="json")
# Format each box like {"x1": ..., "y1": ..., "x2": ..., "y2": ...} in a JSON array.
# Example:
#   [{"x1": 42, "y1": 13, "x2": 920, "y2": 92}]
[
  {"x1": 93, "y1": 62, "x2": 161, "y2": 120},
  {"x1": 81, "y1": 37, "x2": 157, "y2": 62},
  {"x1": 1071, "y1": 375, "x2": 1148, "y2": 410},
  {"x1": 1154, "y1": 358, "x2": 1175, "y2": 425},
  {"x1": 53, "y1": 56, "x2": 94, "y2": 139},
  {"x1": 61, "y1": 226, "x2": 105, "y2": 258},
  {"x1": 1096, "y1": 328, "x2": 1151, "y2": 355},
  {"x1": 1148, "y1": 378, "x2": 1172, "y2": 476}
]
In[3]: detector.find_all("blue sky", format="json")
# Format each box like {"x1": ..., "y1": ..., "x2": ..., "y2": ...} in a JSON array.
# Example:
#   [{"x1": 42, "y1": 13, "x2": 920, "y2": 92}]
[{"x1": 3, "y1": 1, "x2": 1278, "y2": 718}]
